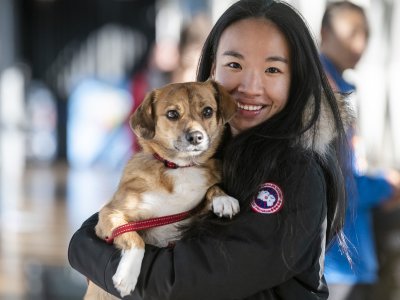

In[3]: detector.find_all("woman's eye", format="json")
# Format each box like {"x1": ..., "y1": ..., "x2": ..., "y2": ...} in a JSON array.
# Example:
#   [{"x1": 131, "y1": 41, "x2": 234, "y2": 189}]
[
  {"x1": 166, "y1": 110, "x2": 180, "y2": 120},
  {"x1": 265, "y1": 67, "x2": 280, "y2": 74},
  {"x1": 202, "y1": 107, "x2": 213, "y2": 118},
  {"x1": 227, "y1": 62, "x2": 241, "y2": 69}
]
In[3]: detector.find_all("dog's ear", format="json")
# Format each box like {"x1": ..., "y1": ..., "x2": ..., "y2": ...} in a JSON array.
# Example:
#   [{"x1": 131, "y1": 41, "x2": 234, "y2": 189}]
[
  {"x1": 130, "y1": 90, "x2": 156, "y2": 139},
  {"x1": 208, "y1": 79, "x2": 237, "y2": 123}
]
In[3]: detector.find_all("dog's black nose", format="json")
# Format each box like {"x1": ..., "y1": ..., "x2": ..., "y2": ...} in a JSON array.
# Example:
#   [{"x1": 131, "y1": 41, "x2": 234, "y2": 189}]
[{"x1": 186, "y1": 131, "x2": 204, "y2": 145}]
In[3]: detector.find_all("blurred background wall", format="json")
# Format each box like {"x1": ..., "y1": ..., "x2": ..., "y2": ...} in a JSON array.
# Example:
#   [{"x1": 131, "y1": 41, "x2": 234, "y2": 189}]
[{"x1": 0, "y1": 0, "x2": 399, "y2": 299}]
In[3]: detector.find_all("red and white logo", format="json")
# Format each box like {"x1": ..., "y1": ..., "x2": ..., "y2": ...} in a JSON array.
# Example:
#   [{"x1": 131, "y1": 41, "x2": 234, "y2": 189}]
[{"x1": 251, "y1": 182, "x2": 283, "y2": 214}]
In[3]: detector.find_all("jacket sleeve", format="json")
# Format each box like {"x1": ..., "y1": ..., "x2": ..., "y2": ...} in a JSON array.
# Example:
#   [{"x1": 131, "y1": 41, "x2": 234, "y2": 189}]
[
  {"x1": 354, "y1": 174, "x2": 394, "y2": 209},
  {"x1": 68, "y1": 162, "x2": 327, "y2": 300}
]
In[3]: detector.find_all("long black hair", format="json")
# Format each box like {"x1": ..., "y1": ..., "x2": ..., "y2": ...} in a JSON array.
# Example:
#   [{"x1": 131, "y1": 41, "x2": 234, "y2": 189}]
[{"x1": 196, "y1": 0, "x2": 351, "y2": 251}]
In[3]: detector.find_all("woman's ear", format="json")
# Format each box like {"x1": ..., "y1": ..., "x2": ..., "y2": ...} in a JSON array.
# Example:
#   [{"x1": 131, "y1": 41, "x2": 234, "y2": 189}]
[{"x1": 130, "y1": 90, "x2": 156, "y2": 139}]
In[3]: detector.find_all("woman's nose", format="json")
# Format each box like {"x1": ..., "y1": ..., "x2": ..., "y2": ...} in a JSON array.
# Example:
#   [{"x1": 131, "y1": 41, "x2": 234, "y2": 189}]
[{"x1": 237, "y1": 71, "x2": 263, "y2": 95}]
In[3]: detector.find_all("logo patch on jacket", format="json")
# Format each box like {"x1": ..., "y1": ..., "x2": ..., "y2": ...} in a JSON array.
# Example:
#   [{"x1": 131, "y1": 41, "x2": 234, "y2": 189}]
[{"x1": 251, "y1": 182, "x2": 283, "y2": 214}]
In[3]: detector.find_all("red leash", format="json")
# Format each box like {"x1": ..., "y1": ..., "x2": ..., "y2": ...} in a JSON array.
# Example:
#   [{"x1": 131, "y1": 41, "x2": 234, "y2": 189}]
[
  {"x1": 105, "y1": 210, "x2": 194, "y2": 244},
  {"x1": 105, "y1": 153, "x2": 197, "y2": 244}
]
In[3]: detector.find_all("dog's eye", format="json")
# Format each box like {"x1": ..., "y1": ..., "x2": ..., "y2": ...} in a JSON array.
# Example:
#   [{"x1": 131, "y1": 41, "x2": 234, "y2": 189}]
[
  {"x1": 166, "y1": 110, "x2": 180, "y2": 120},
  {"x1": 202, "y1": 107, "x2": 213, "y2": 118}
]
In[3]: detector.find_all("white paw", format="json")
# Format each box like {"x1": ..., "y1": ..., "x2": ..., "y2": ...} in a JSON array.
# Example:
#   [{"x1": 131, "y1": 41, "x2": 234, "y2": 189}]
[
  {"x1": 112, "y1": 248, "x2": 145, "y2": 297},
  {"x1": 212, "y1": 195, "x2": 240, "y2": 218}
]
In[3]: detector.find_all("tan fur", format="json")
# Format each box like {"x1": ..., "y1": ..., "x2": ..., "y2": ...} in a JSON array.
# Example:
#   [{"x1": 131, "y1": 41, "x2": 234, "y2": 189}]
[
  {"x1": 85, "y1": 281, "x2": 119, "y2": 300},
  {"x1": 206, "y1": 180, "x2": 228, "y2": 200},
  {"x1": 84, "y1": 80, "x2": 237, "y2": 299}
]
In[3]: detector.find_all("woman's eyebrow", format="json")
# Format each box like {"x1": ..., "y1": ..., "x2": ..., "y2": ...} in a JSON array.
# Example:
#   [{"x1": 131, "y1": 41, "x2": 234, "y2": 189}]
[
  {"x1": 223, "y1": 50, "x2": 288, "y2": 64},
  {"x1": 222, "y1": 50, "x2": 244, "y2": 59},
  {"x1": 266, "y1": 56, "x2": 288, "y2": 64}
]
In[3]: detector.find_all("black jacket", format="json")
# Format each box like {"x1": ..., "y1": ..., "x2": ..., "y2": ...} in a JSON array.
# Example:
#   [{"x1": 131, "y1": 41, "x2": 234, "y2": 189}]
[{"x1": 68, "y1": 157, "x2": 329, "y2": 300}]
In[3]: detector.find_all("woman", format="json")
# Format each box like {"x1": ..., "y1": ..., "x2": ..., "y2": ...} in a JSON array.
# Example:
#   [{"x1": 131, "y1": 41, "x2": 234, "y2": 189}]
[{"x1": 68, "y1": 0, "x2": 351, "y2": 299}]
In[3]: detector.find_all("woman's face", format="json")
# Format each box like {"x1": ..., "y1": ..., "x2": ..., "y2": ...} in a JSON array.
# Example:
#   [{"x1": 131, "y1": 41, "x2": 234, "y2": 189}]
[{"x1": 212, "y1": 18, "x2": 291, "y2": 135}]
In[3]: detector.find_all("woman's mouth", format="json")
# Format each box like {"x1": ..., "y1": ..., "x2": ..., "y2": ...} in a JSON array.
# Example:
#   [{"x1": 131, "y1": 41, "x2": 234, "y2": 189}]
[{"x1": 237, "y1": 102, "x2": 264, "y2": 112}]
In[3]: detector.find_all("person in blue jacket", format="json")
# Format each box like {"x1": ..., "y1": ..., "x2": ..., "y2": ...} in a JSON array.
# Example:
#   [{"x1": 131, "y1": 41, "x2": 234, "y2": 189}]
[{"x1": 320, "y1": 2, "x2": 400, "y2": 300}]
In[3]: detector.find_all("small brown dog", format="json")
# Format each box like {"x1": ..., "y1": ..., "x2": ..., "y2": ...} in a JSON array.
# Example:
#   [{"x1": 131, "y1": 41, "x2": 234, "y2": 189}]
[{"x1": 84, "y1": 80, "x2": 239, "y2": 299}]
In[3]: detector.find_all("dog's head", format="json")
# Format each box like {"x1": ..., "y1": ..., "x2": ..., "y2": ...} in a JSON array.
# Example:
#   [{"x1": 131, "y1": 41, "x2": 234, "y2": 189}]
[{"x1": 130, "y1": 80, "x2": 236, "y2": 164}]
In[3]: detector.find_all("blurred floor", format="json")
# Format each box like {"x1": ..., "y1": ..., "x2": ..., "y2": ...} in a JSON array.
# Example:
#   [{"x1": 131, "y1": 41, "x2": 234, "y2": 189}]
[{"x1": 0, "y1": 161, "x2": 120, "y2": 300}]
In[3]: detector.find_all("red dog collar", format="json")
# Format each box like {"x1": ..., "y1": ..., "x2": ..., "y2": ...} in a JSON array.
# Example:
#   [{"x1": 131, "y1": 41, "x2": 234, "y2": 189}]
[{"x1": 153, "y1": 153, "x2": 195, "y2": 169}]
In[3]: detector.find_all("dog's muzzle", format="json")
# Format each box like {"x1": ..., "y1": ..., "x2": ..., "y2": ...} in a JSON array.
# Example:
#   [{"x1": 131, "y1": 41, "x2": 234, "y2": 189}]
[
  {"x1": 174, "y1": 129, "x2": 209, "y2": 153},
  {"x1": 185, "y1": 130, "x2": 204, "y2": 146}
]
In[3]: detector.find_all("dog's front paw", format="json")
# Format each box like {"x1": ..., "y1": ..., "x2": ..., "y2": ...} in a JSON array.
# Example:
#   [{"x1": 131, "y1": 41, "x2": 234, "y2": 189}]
[
  {"x1": 113, "y1": 248, "x2": 145, "y2": 297},
  {"x1": 212, "y1": 195, "x2": 240, "y2": 218}
]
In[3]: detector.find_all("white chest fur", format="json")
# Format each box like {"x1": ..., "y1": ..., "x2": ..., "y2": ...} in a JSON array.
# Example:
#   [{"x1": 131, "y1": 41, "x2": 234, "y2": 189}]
[{"x1": 139, "y1": 167, "x2": 210, "y2": 246}]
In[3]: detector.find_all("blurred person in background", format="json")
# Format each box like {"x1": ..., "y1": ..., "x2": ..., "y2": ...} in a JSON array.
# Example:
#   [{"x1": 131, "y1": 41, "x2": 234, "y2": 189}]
[
  {"x1": 320, "y1": 2, "x2": 400, "y2": 300},
  {"x1": 171, "y1": 13, "x2": 212, "y2": 83}
]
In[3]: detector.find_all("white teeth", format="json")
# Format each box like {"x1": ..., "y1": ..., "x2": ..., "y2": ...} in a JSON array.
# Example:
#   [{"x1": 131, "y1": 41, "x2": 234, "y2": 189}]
[{"x1": 237, "y1": 102, "x2": 263, "y2": 111}]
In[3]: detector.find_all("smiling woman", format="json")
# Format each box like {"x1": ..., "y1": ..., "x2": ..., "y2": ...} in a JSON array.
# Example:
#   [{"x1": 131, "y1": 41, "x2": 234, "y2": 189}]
[{"x1": 211, "y1": 17, "x2": 291, "y2": 135}]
